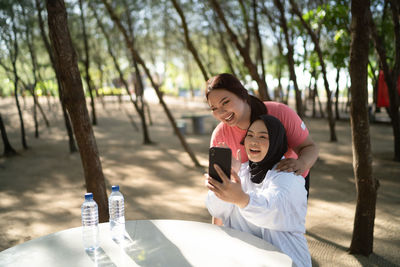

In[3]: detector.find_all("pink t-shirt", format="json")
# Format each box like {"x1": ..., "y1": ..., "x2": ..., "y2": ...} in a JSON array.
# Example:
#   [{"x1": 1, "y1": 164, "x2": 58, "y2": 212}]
[{"x1": 210, "y1": 101, "x2": 310, "y2": 177}]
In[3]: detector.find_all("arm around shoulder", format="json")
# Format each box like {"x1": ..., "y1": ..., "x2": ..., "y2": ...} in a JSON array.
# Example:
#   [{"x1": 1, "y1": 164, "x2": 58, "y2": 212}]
[{"x1": 293, "y1": 134, "x2": 319, "y2": 172}]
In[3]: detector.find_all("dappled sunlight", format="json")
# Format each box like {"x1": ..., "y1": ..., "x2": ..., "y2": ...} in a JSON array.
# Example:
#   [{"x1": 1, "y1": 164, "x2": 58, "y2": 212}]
[
  {"x1": 1, "y1": 97, "x2": 398, "y2": 265},
  {"x1": 315, "y1": 172, "x2": 335, "y2": 180},
  {"x1": 0, "y1": 192, "x2": 19, "y2": 208},
  {"x1": 138, "y1": 193, "x2": 203, "y2": 213},
  {"x1": 306, "y1": 196, "x2": 400, "y2": 267}
]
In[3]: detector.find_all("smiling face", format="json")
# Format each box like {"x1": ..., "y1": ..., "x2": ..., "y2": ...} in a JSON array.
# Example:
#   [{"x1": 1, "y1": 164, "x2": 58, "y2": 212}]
[
  {"x1": 244, "y1": 120, "x2": 270, "y2": 163},
  {"x1": 207, "y1": 89, "x2": 250, "y2": 129}
]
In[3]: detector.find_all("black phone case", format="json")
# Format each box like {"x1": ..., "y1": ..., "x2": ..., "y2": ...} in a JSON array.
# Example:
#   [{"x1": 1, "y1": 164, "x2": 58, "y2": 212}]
[{"x1": 209, "y1": 147, "x2": 232, "y2": 183}]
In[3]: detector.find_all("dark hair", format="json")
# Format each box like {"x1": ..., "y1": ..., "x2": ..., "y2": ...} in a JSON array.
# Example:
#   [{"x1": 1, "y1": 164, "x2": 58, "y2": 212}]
[{"x1": 205, "y1": 73, "x2": 267, "y2": 123}]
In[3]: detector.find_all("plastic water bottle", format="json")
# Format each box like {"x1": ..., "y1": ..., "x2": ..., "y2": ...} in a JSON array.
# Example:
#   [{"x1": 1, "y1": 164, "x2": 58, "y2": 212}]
[
  {"x1": 109, "y1": 185, "x2": 125, "y2": 241},
  {"x1": 81, "y1": 193, "x2": 99, "y2": 251}
]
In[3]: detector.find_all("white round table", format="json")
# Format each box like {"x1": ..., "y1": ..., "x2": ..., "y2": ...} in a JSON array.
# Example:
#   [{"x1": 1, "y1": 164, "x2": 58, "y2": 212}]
[{"x1": 0, "y1": 220, "x2": 293, "y2": 266}]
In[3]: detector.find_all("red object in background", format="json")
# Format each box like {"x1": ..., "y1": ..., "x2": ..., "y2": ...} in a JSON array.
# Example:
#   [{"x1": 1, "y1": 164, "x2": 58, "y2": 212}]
[{"x1": 377, "y1": 70, "x2": 400, "y2": 107}]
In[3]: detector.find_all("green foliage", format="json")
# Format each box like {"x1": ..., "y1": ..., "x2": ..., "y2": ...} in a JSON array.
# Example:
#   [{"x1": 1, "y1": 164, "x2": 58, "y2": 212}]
[
  {"x1": 36, "y1": 80, "x2": 58, "y2": 96},
  {"x1": 97, "y1": 86, "x2": 124, "y2": 96},
  {"x1": 0, "y1": 77, "x2": 14, "y2": 96},
  {"x1": 0, "y1": 0, "x2": 395, "y2": 103},
  {"x1": 295, "y1": 1, "x2": 351, "y2": 71}
]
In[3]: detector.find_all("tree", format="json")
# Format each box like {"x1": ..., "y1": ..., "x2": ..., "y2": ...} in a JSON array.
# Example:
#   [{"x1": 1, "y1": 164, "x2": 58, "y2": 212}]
[
  {"x1": 199, "y1": 5, "x2": 240, "y2": 78},
  {"x1": 46, "y1": 0, "x2": 109, "y2": 222},
  {"x1": 78, "y1": 0, "x2": 97, "y2": 126},
  {"x1": 0, "y1": 114, "x2": 17, "y2": 157},
  {"x1": 274, "y1": 0, "x2": 304, "y2": 118},
  {"x1": 90, "y1": 2, "x2": 153, "y2": 144},
  {"x1": 209, "y1": 0, "x2": 271, "y2": 100},
  {"x1": 171, "y1": 0, "x2": 209, "y2": 81},
  {"x1": 0, "y1": 4, "x2": 28, "y2": 149},
  {"x1": 320, "y1": 3, "x2": 351, "y2": 120},
  {"x1": 35, "y1": 0, "x2": 77, "y2": 153},
  {"x1": 348, "y1": 0, "x2": 378, "y2": 255},
  {"x1": 289, "y1": 0, "x2": 337, "y2": 141},
  {"x1": 259, "y1": 2, "x2": 289, "y2": 103},
  {"x1": 101, "y1": 0, "x2": 201, "y2": 167},
  {"x1": 20, "y1": 1, "x2": 51, "y2": 137}
]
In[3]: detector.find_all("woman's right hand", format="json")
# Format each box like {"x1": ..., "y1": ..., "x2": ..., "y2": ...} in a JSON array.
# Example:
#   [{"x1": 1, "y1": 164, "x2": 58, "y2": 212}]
[{"x1": 206, "y1": 164, "x2": 249, "y2": 208}]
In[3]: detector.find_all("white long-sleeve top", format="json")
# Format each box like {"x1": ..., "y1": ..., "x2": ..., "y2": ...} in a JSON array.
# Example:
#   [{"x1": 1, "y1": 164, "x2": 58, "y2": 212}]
[{"x1": 206, "y1": 162, "x2": 311, "y2": 267}]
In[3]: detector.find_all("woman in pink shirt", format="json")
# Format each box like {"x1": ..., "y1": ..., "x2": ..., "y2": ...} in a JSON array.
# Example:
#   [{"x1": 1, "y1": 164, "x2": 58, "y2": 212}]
[{"x1": 206, "y1": 73, "x2": 319, "y2": 201}]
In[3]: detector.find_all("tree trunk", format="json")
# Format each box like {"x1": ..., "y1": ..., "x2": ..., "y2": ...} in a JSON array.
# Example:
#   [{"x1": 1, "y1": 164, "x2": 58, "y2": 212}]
[
  {"x1": 21, "y1": 3, "x2": 46, "y2": 137},
  {"x1": 132, "y1": 62, "x2": 153, "y2": 143},
  {"x1": 33, "y1": 91, "x2": 50, "y2": 128},
  {"x1": 62, "y1": 98, "x2": 78, "y2": 153},
  {"x1": 312, "y1": 85, "x2": 316, "y2": 118},
  {"x1": 13, "y1": 70, "x2": 28, "y2": 150},
  {"x1": 275, "y1": 0, "x2": 304, "y2": 118},
  {"x1": 316, "y1": 88, "x2": 325, "y2": 119},
  {"x1": 36, "y1": 0, "x2": 77, "y2": 153},
  {"x1": 335, "y1": 68, "x2": 341, "y2": 120},
  {"x1": 171, "y1": 0, "x2": 209, "y2": 81},
  {"x1": 8, "y1": 11, "x2": 28, "y2": 150},
  {"x1": 252, "y1": 0, "x2": 266, "y2": 88},
  {"x1": 345, "y1": 77, "x2": 351, "y2": 114},
  {"x1": 348, "y1": 0, "x2": 378, "y2": 255},
  {"x1": 32, "y1": 86, "x2": 39, "y2": 138},
  {"x1": 0, "y1": 114, "x2": 17, "y2": 157},
  {"x1": 145, "y1": 101, "x2": 153, "y2": 126},
  {"x1": 46, "y1": 0, "x2": 109, "y2": 222},
  {"x1": 78, "y1": 0, "x2": 97, "y2": 126},
  {"x1": 102, "y1": 0, "x2": 201, "y2": 167},
  {"x1": 311, "y1": 70, "x2": 325, "y2": 118},
  {"x1": 19, "y1": 78, "x2": 50, "y2": 129},
  {"x1": 123, "y1": 0, "x2": 153, "y2": 143}
]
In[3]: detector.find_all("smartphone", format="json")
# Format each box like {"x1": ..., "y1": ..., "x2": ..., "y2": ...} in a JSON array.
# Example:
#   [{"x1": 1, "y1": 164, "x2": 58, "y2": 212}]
[{"x1": 209, "y1": 147, "x2": 232, "y2": 183}]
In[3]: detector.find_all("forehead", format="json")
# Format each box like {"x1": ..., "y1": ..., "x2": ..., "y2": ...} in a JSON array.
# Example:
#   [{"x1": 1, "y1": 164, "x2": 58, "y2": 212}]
[
  {"x1": 249, "y1": 120, "x2": 268, "y2": 132},
  {"x1": 207, "y1": 89, "x2": 237, "y2": 103}
]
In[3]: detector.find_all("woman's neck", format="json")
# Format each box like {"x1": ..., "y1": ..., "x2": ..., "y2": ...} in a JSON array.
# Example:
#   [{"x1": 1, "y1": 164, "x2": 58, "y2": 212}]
[{"x1": 236, "y1": 103, "x2": 251, "y2": 130}]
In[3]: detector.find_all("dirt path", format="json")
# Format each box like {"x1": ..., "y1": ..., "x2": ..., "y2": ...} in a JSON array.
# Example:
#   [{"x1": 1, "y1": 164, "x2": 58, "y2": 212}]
[{"x1": 0, "y1": 96, "x2": 399, "y2": 266}]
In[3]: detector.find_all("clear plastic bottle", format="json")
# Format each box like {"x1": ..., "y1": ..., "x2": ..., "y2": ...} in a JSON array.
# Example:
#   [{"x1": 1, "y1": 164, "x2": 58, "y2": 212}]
[
  {"x1": 108, "y1": 185, "x2": 125, "y2": 241},
  {"x1": 81, "y1": 192, "x2": 99, "y2": 251}
]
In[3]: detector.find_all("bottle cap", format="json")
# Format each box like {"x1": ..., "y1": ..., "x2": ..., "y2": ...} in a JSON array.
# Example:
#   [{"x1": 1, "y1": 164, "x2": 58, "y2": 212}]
[
  {"x1": 112, "y1": 185, "x2": 119, "y2": 192},
  {"x1": 85, "y1": 193, "x2": 93, "y2": 200}
]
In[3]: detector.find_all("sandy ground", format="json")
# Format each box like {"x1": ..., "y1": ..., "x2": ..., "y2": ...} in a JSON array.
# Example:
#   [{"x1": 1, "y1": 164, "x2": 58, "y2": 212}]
[{"x1": 0, "y1": 96, "x2": 399, "y2": 266}]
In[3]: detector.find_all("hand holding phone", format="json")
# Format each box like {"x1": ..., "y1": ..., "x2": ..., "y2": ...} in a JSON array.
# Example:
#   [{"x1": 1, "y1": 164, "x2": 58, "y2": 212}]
[{"x1": 209, "y1": 147, "x2": 232, "y2": 183}]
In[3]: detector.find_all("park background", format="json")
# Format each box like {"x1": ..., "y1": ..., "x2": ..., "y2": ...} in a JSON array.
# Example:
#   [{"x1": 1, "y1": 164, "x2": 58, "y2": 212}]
[{"x1": 1, "y1": 0, "x2": 399, "y2": 266}]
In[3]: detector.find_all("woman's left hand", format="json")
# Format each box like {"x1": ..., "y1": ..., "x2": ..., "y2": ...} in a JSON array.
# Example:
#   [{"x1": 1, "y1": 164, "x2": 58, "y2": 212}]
[
  {"x1": 276, "y1": 158, "x2": 306, "y2": 175},
  {"x1": 231, "y1": 149, "x2": 241, "y2": 173},
  {"x1": 205, "y1": 164, "x2": 249, "y2": 208}
]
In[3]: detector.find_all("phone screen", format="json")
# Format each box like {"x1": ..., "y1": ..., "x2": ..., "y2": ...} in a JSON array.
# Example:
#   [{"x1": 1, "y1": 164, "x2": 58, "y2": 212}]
[{"x1": 209, "y1": 147, "x2": 232, "y2": 183}]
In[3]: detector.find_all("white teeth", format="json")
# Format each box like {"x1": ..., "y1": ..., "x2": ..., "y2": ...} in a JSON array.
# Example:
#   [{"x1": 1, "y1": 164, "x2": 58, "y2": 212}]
[{"x1": 225, "y1": 113, "x2": 233, "y2": 121}]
